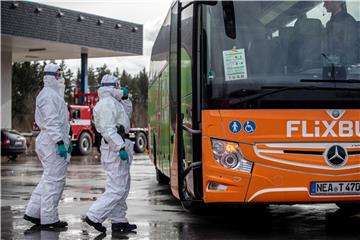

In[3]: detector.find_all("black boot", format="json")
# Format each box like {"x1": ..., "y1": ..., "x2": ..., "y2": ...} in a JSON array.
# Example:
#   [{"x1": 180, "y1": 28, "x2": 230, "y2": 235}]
[
  {"x1": 84, "y1": 216, "x2": 106, "y2": 233},
  {"x1": 24, "y1": 214, "x2": 40, "y2": 225},
  {"x1": 112, "y1": 222, "x2": 137, "y2": 232},
  {"x1": 24, "y1": 225, "x2": 42, "y2": 235},
  {"x1": 41, "y1": 221, "x2": 68, "y2": 228}
]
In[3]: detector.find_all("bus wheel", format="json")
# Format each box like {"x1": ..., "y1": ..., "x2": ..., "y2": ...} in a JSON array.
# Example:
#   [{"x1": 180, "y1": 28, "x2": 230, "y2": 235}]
[
  {"x1": 156, "y1": 168, "x2": 169, "y2": 184},
  {"x1": 180, "y1": 185, "x2": 205, "y2": 213},
  {"x1": 336, "y1": 202, "x2": 360, "y2": 215},
  {"x1": 134, "y1": 132, "x2": 147, "y2": 153},
  {"x1": 78, "y1": 132, "x2": 92, "y2": 155},
  {"x1": 181, "y1": 200, "x2": 205, "y2": 213}
]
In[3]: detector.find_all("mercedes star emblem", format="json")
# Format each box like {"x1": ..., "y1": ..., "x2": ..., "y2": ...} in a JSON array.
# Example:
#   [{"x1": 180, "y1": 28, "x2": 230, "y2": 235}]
[
  {"x1": 325, "y1": 145, "x2": 348, "y2": 167},
  {"x1": 326, "y1": 109, "x2": 345, "y2": 120},
  {"x1": 332, "y1": 110, "x2": 340, "y2": 118}
]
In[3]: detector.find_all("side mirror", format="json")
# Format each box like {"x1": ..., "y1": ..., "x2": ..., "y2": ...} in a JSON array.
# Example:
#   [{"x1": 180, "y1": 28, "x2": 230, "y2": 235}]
[
  {"x1": 222, "y1": 1, "x2": 236, "y2": 39},
  {"x1": 72, "y1": 110, "x2": 80, "y2": 119},
  {"x1": 182, "y1": 1, "x2": 217, "y2": 11}
]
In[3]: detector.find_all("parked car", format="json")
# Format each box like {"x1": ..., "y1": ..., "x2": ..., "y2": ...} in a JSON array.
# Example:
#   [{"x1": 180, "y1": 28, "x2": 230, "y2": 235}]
[{"x1": 1, "y1": 129, "x2": 27, "y2": 160}]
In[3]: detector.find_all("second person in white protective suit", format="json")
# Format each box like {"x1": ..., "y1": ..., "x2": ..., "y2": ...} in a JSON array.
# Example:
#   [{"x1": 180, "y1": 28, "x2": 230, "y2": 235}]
[
  {"x1": 24, "y1": 63, "x2": 71, "y2": 228},
  {"x1": 112, "y1": 83, "x2": 136, "y2": 233},
  {"x1": 84, "y1": 74, "x2": 136, "y2": 233}
]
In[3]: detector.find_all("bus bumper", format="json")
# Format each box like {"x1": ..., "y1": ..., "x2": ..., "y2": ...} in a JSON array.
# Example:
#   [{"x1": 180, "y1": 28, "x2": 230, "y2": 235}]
[
  {"x1": 245, "y1": 164, "x2": 360, "y2": 203},
  {"x1": 203, "y1": 161, "x2": 360, "y2": 203}
]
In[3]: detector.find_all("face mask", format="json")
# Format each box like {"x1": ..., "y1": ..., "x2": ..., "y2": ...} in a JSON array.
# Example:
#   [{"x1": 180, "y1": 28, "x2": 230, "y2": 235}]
[
  {"x1": 111, "y1": 88, "x2": 123, "y2": 101},
  {"x1": 58, "y1": 78, "x2": 65, "y2": 98}
]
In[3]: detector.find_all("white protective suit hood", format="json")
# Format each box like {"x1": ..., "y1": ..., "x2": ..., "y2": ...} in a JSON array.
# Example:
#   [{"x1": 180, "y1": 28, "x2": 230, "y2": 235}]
[
  {"x1": 97, "y1": 74, "x2": 123, "y2": 101},
  {"x1": 43, "y1": 63, "x2": 64, "y2": 97}
]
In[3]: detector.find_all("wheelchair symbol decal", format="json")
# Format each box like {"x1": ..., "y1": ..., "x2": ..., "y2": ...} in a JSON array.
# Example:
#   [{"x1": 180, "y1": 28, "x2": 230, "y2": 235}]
[{"x1": 244, "y1": 120, "x2": 256, "y2": 134}]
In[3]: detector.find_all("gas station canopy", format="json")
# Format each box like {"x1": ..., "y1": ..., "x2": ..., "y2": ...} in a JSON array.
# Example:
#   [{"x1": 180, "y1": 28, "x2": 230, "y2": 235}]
[
  {"x1": 1, "y1": 1, "x2": 143, "y2": 129},
  {"x1": 1, "y1": 1, "x2": 143, "y2": 61}
]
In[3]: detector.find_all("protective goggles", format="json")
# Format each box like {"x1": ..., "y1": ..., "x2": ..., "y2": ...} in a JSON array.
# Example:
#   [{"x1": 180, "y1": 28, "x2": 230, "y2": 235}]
[
  {"x1": 44, "y1": 70, "x2": 63, "y2": 79},
  {"x1": 100, "y1": 81, "x2": 120, "y2": 88}
]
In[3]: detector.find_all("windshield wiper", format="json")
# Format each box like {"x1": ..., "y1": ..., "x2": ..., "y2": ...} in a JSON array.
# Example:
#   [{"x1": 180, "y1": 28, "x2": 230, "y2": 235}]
[{"x1": 229, "y1": 85, "x2": 360, "y2": 106}]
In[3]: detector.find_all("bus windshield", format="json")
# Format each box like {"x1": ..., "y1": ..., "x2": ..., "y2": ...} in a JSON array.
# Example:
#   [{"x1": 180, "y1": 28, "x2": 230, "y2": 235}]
[{"x1": 203, "y1": 1, "x2": 360, "y2": 109}]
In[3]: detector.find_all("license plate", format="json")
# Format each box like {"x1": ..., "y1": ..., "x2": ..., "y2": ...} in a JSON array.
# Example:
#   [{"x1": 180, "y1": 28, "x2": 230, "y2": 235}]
[
  {"x1": 15, "y1": 141, "x2": 23, "y2": 146},
  {"x1": 310, "y1": 181, "x2": 360, "y2": 195}
]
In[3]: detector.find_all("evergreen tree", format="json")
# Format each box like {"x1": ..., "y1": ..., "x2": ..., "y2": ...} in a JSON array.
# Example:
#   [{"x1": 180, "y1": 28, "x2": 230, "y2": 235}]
[
  {"x1": 96, "y1": 64, "x2": 111, "y2": 86},
  {"x1": 75, "y1": 68, "x2": 81, "y2": 88},
  {"x1": 88, "y1": 66, "x2": 97, "y2": 93},
  {"x1": 113, "y1": 67, "x2": 121, "y2": 79},
  {"x1": 64, "y1": 68, "x2": 74, "y2": 104},
  {"x1": 73, "y1": 68, "x2": 83, "y2": 104},
  {"x1": 138, "y1": 67, "x2": 148, "y2": 104},
  {"x1": 122, "y1": 68, "x2": 149, "y2": 128},
  {"x1": 120, "y1": 69, "x2": 132, "y2": 88},
  {"x1": 59, "y1": 60, "x2": 66, "y2": 72},
  {"x1": 12, "y1": 61, "x2": 43, "y2": 131}
]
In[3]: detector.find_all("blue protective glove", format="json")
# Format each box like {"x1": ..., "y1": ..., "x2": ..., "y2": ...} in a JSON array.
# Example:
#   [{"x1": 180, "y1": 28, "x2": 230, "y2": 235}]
[
  {"x1": 121, "y1": 87, "x2": 129, "y2": 100},
  {"x1": 57, "y1": 143, "x2": 67, "y2": 160},
  {"x1": 68, "y1": 143, "x2": 73, "y2": 154},
  {"x1": 119, "y1": 148, "x2": 129, "y2": 161}
]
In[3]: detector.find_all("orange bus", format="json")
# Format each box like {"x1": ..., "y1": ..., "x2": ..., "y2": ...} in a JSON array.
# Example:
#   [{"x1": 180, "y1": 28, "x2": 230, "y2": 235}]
[{"x1": 148, "y1": 0, "x2": 360, "y2": 211}]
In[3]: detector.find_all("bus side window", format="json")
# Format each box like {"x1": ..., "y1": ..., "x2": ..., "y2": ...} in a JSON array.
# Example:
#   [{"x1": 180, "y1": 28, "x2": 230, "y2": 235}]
[{"x1": 169, "y1": 2, "x2": 178, "y2": 131}]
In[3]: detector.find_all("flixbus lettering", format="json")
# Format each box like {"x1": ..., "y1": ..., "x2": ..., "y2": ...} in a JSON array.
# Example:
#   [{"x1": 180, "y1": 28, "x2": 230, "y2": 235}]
[{"x1": 287, "y1": 120, "x2": 360, "y2": 138}]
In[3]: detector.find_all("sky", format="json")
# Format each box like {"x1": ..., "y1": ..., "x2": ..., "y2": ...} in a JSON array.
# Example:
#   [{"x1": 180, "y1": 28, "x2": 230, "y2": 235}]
[{"x1": 28, "y1": 0, "x2": 173, "y2": 75}]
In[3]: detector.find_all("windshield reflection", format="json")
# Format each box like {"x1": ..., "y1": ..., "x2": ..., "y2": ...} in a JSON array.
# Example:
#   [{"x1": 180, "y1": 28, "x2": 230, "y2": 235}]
[{"x1": 204, "y1": 1, "x2": 360, "y2": 109}]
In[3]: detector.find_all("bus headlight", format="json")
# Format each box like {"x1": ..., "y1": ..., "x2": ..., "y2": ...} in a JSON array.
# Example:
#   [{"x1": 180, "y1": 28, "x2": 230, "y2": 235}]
[{"x1": 211, "y1": 138, "x2": 253, "y2": 173}]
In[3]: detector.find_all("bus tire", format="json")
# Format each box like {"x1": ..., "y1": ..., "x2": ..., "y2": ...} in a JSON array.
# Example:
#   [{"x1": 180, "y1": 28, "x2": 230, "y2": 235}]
[
  {"x1": 77, "y1": 132, "x2": 92, "y2": 156},
  {"x1": 134, "y1": 131, "x2": 147, "y2": 153},
  {"x1": 181, "y1": 200, "x2": 206, "y2": 213},
  {"x1": 156, "y1": 168, "x2": 169, "y2": 184}
]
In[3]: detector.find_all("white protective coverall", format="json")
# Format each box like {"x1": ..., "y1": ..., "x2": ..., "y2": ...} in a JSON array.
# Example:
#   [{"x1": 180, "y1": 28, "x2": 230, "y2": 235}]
[
  {"x1": 87, "y1": 75, "x2": 133, "y2": 224},
  {"x1": 116, "y1": 95, "x2": 133, "y2": 223},
  {"x1": 25, "y1": 64, "x2": 70, "y2": 225}
]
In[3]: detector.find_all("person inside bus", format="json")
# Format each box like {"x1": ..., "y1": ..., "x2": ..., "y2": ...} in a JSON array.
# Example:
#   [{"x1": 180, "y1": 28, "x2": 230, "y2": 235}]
[
  {"x1": 287, "y1": 15, "x2": 323, "y2": 72},
  {"x1": 323, "y1": 0, "x2": 358, "y2": 65},
  {"x1": 84, "y1": 74, "x2": 137, "y2": 234}
]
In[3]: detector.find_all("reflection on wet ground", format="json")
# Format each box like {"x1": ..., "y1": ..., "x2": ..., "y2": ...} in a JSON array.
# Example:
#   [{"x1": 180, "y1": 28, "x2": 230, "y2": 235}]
[{"x1": 1, "y1": 153, "x2": 359, "y2": 240}]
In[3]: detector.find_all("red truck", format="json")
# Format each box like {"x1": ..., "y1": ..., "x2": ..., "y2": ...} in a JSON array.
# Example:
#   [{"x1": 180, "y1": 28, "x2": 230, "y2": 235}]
[{"x1": 34, "y1": 88, "x2": 148, "y2": 156}]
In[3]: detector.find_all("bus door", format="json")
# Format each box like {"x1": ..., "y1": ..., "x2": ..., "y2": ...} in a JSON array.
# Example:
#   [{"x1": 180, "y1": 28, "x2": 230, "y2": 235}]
[
  {"x1": 178, "y1": 3, "x2": 203, "y2": 201},
  {"x1": 159, "y1": 69, "x2": 171, "y2": 178}
]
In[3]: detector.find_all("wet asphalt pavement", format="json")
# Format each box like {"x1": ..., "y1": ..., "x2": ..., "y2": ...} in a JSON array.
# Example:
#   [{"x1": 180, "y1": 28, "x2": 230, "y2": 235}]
[{"x1": 1, "y1": 152, "x2": 359, "y2": 240}]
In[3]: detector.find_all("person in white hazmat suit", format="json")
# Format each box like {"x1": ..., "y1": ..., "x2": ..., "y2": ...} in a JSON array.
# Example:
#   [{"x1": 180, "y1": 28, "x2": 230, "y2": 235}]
[
  {"x1": 84, "y1": 74, "x2": 136, "y2": 233},
  {"x1": 24, "y1": 63, "x2": 71, "y2": 228}
]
